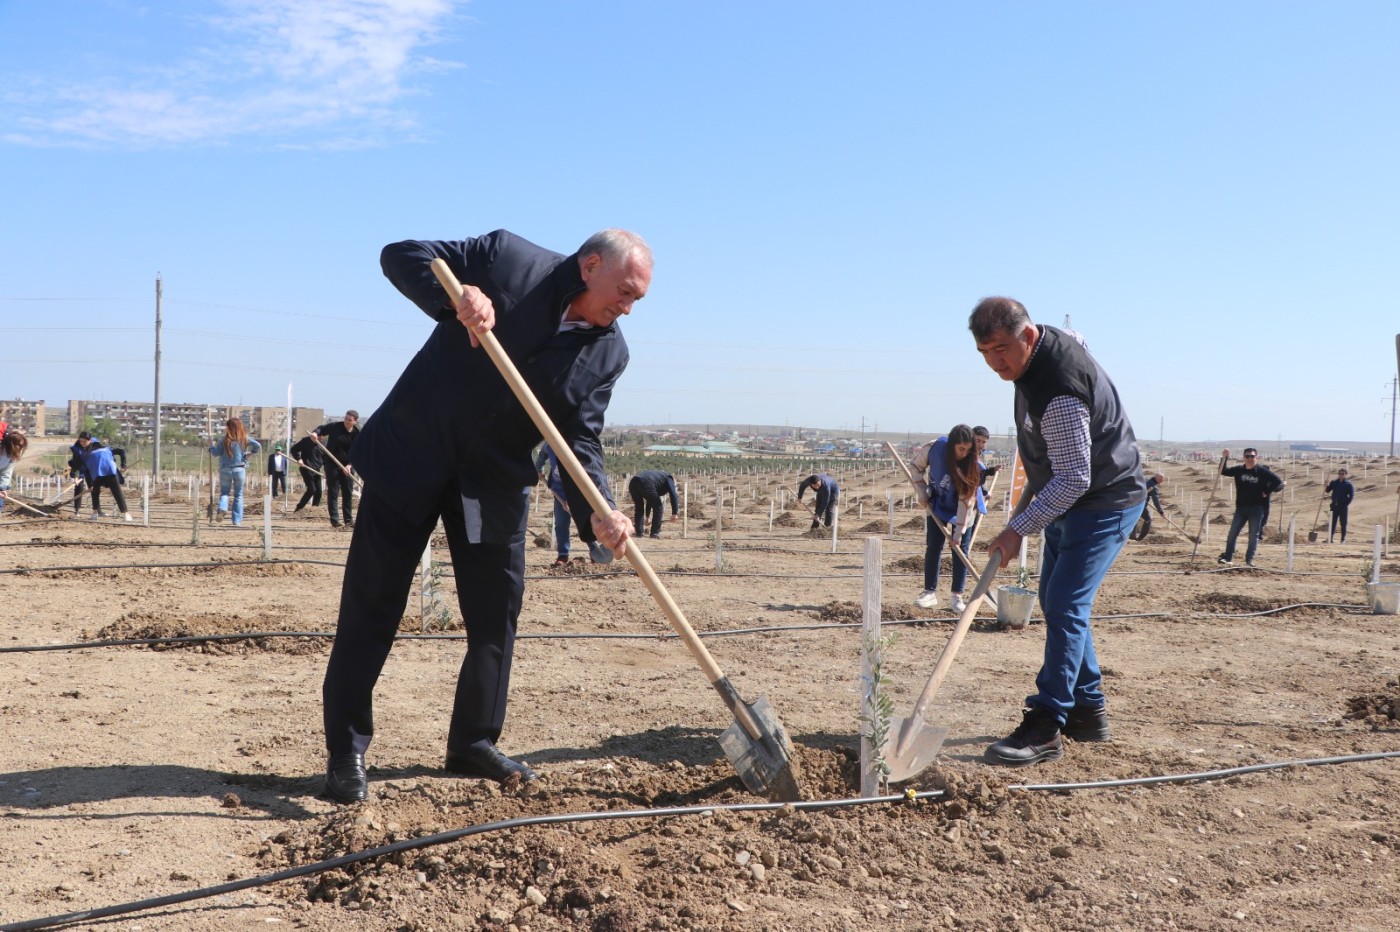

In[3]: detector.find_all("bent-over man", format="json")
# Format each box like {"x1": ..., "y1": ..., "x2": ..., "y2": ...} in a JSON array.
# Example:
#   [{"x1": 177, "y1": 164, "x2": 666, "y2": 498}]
[{"x1": 321, "y1": 228, "x2": 649, "y2": 804}]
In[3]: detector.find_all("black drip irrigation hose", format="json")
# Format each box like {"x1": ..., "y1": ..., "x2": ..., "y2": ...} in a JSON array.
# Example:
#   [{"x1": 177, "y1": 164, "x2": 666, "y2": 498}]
[
  {"x1": 0, "y1": 602, "x2": 1369, "y2": 655},
  {"x1": 3, "y1": 749, "x2": 1397, "y2": 932}
]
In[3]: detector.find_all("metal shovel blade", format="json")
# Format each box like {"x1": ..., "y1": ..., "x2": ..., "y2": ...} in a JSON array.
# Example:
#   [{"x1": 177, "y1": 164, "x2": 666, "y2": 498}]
[
  {"x1": 717, "y1": 694, "x2": 802, "y2": 802},
  {"x1": 881, "y1": 717, "x2": 951, "y2": 785}
]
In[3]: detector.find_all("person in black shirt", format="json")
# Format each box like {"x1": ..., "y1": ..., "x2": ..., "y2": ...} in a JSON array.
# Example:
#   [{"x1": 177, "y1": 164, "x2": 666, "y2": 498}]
[
  {"x1": 1130, "y1": 473, "x2": 1166, "y2": 541},
  {"x1": 290, "y1": 435, "x2": 325, "y2": 511},
  {"x1": 1324, "y1": 467, "x2": 1355, "y2": 543},
  {"x1": 627, "y1": 469, "x2": 679, "y2": 538},
  {"x1": 312, "y1": 411, "x2": 360, "y2": 528},
  {"x1": 1218, "y1": 448, "x2": 1284, "y2": 566}
]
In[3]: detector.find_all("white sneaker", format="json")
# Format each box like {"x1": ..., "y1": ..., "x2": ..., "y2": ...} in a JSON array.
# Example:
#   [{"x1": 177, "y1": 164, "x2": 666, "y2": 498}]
[
  {"x1": 951, "y1": 594, "x2": 968, "y2": 613},
  {"x1": 122, "y1": 513, "x2": 133, "y2": 522},
  {"x1": 914, "y1": 589, "x2": 938, "y2": 609}
]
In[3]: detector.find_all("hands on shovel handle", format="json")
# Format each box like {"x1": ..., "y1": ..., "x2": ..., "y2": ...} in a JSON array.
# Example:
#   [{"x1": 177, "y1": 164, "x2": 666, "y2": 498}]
[{"x1": 429, "y1": 257, "x2": 801, "y2": 801}]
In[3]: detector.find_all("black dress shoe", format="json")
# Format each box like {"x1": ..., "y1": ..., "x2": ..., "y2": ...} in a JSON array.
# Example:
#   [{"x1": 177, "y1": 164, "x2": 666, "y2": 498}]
[
  {"x1": 324, "y1": 752, "x2": 368, "y2": 803},
  {"x1": 445, "y1": 745, "x2": 538, "y2": 783}
]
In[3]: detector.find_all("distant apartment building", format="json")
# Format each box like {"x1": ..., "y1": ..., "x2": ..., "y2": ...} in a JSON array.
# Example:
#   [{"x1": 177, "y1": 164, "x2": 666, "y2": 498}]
[
  {"x1": 0, "y1": 398, "x2": 46, "y2": 436},
  {"x1": 66, "y1": 400, "x2": 325, "y2": 442}
]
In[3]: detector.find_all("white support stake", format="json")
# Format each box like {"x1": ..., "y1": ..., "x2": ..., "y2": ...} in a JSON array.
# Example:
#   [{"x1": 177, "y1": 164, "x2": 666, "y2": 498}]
[
  {"x1": 859, "y1": 536, "x2": 883, "y2": 797},
  {"x1": 142, "y1": 477, "x2": 150, "y2": 527},
  {"x1": 419, "y1": 541, "x2": 437, "y2": 632},
  {"x1": 1286, "y1": 514, "x2": 1295, "y2": 573},
  {"x1": 263, "y1": 495, "x2": 273, "y2": 560},
  {"x1": 1373, "y1": 526, "x2": 1383, "y2": 585}
]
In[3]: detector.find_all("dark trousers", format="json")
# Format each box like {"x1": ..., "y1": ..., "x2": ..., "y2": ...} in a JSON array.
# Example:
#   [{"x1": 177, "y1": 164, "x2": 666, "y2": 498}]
[
  {"x1": 72, "y1": 478, "x2": 88, "y2": 513},
  {"x1": 322, "y1": 486, "x2": 526, "y2": 758},
  {"x1": 90, "y1": 475, "x2": 127, "y2": 514},
  {"x1": 924, "y1": 515, "x2": 971, "y2": 592},
  {"x1": 270, "y1": 472, "x2": 286, "y2": 498},
  {"x1": 325, "y1": 469, "x2": 355, "y2": 525},
  {"x1": 295, "y1": 469, "x2": 322, "y2": 509},
  {"x1": 1330, "y1": 507, "x2": 1348, "y2": 543},
  {"x1": 628, "y1": 478, "x2": 663, "y2": 537}
]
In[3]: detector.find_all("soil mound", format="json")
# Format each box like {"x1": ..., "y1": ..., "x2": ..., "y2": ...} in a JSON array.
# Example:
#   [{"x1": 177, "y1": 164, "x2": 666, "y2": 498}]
[{"x1": 89, "y1": 611, "x2": 330, "y2": 655}]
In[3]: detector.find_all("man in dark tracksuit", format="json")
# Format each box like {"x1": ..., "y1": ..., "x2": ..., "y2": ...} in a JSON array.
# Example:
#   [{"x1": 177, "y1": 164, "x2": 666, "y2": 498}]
[
  {"x1": 290, "y1": 435, "x2": 324, "y2": 511},
  {"x1": 627, "y1": 469, "x2": 678, "y2": 538},
  {"x1": 972, "y1": 298, "x2": 1145, "y2": 767},
  {"x1": 312, "y1": 412, "x2": 360, "y2": 528},
  {"x1": 1325, "y1": 467, "x2": 1355, "y2": 543},
  {"x1": 798, "y1": 473, "x2": 840, "y2": 529},
  {"x1": 66, "y1": 441, "x2": 89, "y2": 515},
  {"x1": 1130, "y1": 473, "x2": 1166, "y2": 541},
  {"x1": 321, "y1": 228, "x2": 650, "y2": 804},
  {"x1": 1218, "y1": 447, "x2": 1285, "y2": 566}
]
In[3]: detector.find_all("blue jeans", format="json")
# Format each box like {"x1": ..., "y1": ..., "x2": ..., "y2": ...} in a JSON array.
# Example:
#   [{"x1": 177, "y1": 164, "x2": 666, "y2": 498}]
[
  {"x1": 924, "y1": 516, "x2": 973, "y2": 592},
  {"x1": 218, "y1": 466, "x2": 247, "y2": 525},
  {"x1": 1223, "y1": 505, "x2": 1265, "y2": 563},
  {"x1": 1029, "y1": 505, "x2": 1137, "y2": 721},
  {"x1": 552, "y1": 498, "x2": 572, "y2": 558}
]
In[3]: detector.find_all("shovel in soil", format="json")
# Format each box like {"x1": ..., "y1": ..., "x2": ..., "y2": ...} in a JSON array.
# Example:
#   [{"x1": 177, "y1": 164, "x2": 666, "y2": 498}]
[
  {"x1": 431, "y1": 259, "x2": 802, "y2": 801},
  {"x1": 0, "y1": 491, "x2": 59, "y2": 519},
  {"x1": 882, "y1": 548, "x2": 1007, "y2": 783},
  {"x1": 1307, "y1": 495, "x2": 1326, "y2": 543}
]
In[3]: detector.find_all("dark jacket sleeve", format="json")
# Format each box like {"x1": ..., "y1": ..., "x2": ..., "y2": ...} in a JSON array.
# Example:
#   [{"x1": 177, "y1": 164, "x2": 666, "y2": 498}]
[
  {"x1": 110, "y1": 447, "x2": 127, "y2": 469},
  {"x1": 666, "y1": 475, "x2": 679, "y2": 514},
  {"x1": 379, "y1": 236, "x2": 503, "y2": 322}
]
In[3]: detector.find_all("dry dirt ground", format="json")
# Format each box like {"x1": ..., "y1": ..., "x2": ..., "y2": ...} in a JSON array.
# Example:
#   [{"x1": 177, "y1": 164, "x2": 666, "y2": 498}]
[{"x1": 2, "y1": 455, "x2": 1400, "y2": 931}]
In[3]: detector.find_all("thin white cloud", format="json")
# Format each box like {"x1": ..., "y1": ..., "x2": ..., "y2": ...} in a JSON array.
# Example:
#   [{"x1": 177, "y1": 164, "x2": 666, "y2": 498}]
[{"x1": 2, "y1": 0, "x2": 461, "y2": 148}]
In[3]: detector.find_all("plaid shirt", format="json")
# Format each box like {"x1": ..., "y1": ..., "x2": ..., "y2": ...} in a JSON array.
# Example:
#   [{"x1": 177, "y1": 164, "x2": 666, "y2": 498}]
[{"x1": 1010, "y1": 394, "x2": 1092, "y2": 537}]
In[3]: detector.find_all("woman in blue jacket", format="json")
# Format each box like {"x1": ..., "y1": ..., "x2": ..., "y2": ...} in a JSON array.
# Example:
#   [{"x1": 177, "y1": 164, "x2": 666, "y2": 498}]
[
  {"x1": 912, "y1": 424, "x2": 983, "y2": 611},
  {"x1": 209, "y1": 417, "x2": 261, "y2": 525}
]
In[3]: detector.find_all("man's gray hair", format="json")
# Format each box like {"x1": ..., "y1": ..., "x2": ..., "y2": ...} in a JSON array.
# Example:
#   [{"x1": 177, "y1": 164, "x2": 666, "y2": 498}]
[
  {"x1": 968, "y1": 296, "x2": 1032, "y2": 342},
  {"x1": 579, "y1": 229, "x2": 653, "y2": 267}
]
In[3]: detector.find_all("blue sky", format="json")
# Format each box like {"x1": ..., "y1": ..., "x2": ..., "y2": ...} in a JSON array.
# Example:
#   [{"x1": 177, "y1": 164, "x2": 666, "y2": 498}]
[{"x1": 1, "y1": 1, "x2": 1397, "y2": 445}]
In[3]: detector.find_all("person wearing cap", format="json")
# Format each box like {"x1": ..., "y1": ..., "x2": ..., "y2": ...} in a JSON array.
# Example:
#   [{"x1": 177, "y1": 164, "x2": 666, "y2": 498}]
[
  {"x1": 1324, "y1": 467, "x2": 1355, "y2": 544},
  {"x1": 1217, "y1": 448, "x2": 1285, "y2": 566},
  {"x1": 311, "y1": 411, "x2": 360, "y2": 528},
  {"x1": 267, "y1": 443, "x2": 288, "y2": 500},
  {"x1": 971, "y1": 297, "x2": 1146, "y2": 767},
  {"x1": 319, "y1": 228, "x2": 647, "y2": 805}
]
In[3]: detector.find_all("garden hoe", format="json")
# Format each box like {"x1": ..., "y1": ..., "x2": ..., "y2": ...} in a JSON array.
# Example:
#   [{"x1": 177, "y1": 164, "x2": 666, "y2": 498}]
[{"x1": 431, "y1": 258, "x2": 801, "y2": 801}]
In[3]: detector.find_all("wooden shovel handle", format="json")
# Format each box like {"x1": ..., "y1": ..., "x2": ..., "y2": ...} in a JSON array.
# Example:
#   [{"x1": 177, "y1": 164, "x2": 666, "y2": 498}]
[
  {"x1": 308, "y1": 435, "x2": 363, "y2": 488},
  {"x1": 430, "y1": 259, "x2": 733, "y2": 693}
]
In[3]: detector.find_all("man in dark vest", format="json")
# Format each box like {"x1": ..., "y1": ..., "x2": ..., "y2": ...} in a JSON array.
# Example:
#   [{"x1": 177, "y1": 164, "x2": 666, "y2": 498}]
[
  {"x1": 971, "y1": 297, "x2": 1145, "y2": 766},
  {"x1": 321, "y1": 228, "x2": 649, "y2": 804}
]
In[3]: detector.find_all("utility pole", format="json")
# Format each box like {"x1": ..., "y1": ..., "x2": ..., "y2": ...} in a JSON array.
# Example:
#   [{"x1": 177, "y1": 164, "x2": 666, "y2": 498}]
[{"x1": 153, "y1": 274, "x2": 163, "y2": 477}]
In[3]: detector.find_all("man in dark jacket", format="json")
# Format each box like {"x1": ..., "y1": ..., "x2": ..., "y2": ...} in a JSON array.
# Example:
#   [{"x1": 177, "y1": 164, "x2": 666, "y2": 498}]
[
  {"x1": 627, "y1": 469, "x2": 679, "y2": 538},
  {"x1": 312, "y1": 411, "x2": 360, "y2": 528},
  {"x1": 1325, "y1": 467, "x2": 1355, "y2": 544},
  {"x1": 973, "y1": 297, "x2": 1145, "y2": 766},
  {"x1": 1217, "y1": 448, "x2": 1285, "y2": 566},
  {"x1": 1130, "y1": 473, "x2": 1167, "y2": 541},
  {"x1": 798, "y1": 473, "x2": 840, "y2": 530},
  {"x1": 321, "y1": 228, "x2": 648, "y2": 804},
  {"x1": 289, "y1": 434, "x2": 324, "y2": 511}
]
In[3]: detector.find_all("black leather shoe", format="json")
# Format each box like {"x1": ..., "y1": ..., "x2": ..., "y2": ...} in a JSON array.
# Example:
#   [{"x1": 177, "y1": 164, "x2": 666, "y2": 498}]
[
  {"x1": 324, "y1": 752, "x2": 368, "y2": 803},
  {"x1": 445, "y1": 745, "x2": 538, "y2": 783},
  {"x1": 1062, "y1": 704, "x2": 1112, "y2": 742}
]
